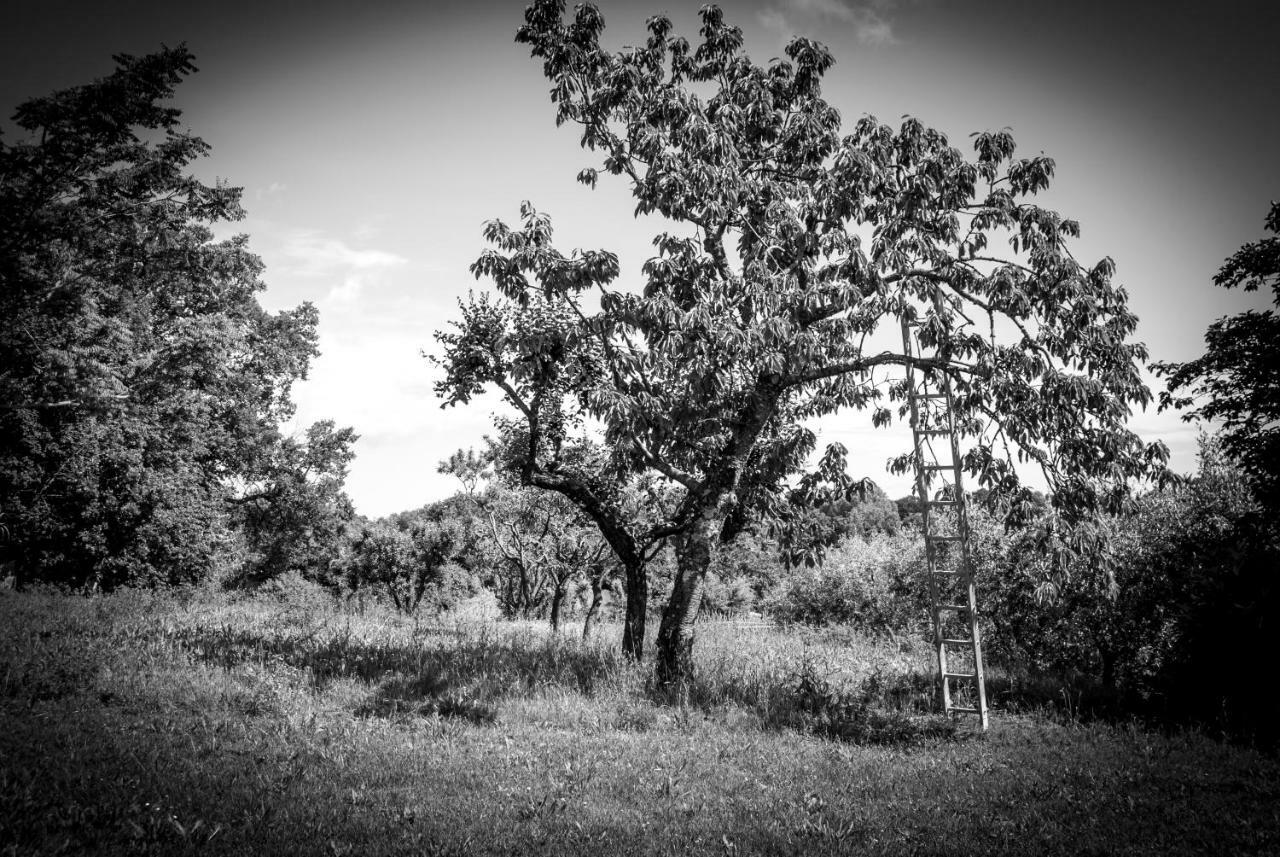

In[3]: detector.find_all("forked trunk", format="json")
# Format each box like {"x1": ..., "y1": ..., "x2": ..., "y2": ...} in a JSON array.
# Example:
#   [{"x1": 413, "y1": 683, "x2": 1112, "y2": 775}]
[
  {"x1": 654, "y1": 513, "x2": 716, "y2": 687},
  {"x1": 620, "y1": 558, "x2": 648, "y2": 659}
]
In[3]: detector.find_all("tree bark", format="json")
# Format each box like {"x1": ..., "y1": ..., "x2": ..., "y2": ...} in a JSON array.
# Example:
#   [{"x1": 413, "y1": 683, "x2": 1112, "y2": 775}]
[
  {"x1": 582, "y1": 559, "x2": 612, "y2": 641},
  {"x1": 654, "y1": 512, "x2": 716, "y2": 687},
  {"x1": 549, "y1": 578, "x2": 566, "y2": 632},
  {"x1": 621, "y1": 556, "x2": 649, "y2": 659},
  {"x1": 583, "y1": 572, "x2": 604, "y2": 640}
]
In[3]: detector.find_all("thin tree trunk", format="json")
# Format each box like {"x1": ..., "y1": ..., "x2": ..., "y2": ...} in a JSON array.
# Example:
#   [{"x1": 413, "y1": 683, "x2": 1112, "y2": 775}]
[
  {"x1": 583, "y1": 562, "x2": 606, "y2": 644},
  {"x1": 654, "y1": 513, "x2": 716, "y2": 687},
  {"x1": 1101, "y1": 647, "x2": 1117, "y2": 691},
  {"x1": 621, "y1": 557, "x2": 648, "y2": 660},
  {"x1": 549, "y1": 578, "x2": 566, "y2": 632},
  {"x1": 583, "y1": 572, "x2": 604, "y2": 640}
]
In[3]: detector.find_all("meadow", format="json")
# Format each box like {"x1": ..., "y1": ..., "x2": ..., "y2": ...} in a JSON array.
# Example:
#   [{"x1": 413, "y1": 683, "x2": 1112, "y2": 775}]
[{"x1": 3, "y1": 583, "x2": 1277, "y2": 856}]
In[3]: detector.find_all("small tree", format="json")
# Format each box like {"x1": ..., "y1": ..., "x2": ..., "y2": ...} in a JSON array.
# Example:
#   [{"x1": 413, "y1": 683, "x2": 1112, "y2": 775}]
[
  {"x1": 344, "y1": 520, "x2": 455, "y2": 614},
  {"x1": 442, "y1": 446, "x2": 610, "y2": 630},
  {"x1": 439, "y1": 2, "x2": 1166, "y2": 684}
]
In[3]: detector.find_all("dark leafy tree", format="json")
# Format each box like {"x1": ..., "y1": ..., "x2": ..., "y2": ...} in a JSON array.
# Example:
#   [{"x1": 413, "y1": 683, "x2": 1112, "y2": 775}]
[
  {"x1": 981, "y1": 435, "x2": 1280, "y2": 744},
  {"x1": 438, "y1": 2, "x2": 1166, "y2": 684},
  {"x1": 343, "y1": 519, "x2": 457, "y2": 614},
  {"x1": 1157, "y1": 202, "x2": 1280, "y2": 510},
  {"x1": 232, "y1": 420, "x2": 358, "y2": 585},
  {"x1": 0, "y1": 47, "x2": 350, "y2": 588}
]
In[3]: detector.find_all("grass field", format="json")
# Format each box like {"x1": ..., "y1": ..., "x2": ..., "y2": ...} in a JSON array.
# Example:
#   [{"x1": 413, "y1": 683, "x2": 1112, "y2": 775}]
[{"x1": 3, "y1": 584, "x2": 1278, "y2": 856}]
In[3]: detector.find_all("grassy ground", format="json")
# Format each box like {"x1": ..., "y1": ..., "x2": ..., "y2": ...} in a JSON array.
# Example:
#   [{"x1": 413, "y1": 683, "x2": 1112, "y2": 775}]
[{"x1": 2, "y1": 585, "x2": 1278, "y2": 856}]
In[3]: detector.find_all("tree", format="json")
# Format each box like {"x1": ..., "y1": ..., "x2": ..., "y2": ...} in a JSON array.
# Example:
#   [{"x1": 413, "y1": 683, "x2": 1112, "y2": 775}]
[
  {"x1": 438, "y1": 2, "x2": 1166, "y2": 684},
  {"x1": 981, "y1": 434, "x2": 1279, "y2": 744},
  {"x1": 342, "y1": 519, "x2": 457, "y2": 614},
  {"x1": 441, "y1": 446, "x2": 611, "y2": 631},
  {"x1": 1156, "y1": 201, "x2": 1280, "y2": 510},
  {"x1": 0, "y1": 47, "x2": 350, "y2": 588},
  {"x1": 232, "y1": 420, "x2": 358, "y2": 586}
]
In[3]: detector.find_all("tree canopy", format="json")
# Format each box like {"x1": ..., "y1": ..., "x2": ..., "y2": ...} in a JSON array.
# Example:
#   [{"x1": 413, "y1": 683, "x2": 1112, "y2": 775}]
[
  {"x1": 438, "y1": 1, "x2": 1166, "y2": 681},
  {"x1": 0, "y1": 47, "x2": 353, "y2": 588},
  {"x1": 1157, "y1": 202, "x2": 1280, "y2": 510}
]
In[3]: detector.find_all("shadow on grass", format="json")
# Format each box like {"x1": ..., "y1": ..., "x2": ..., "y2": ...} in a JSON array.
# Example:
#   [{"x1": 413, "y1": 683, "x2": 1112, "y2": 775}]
[
  {"x1": 171, "y1": 623, "x2": 625, "y2": 724},
  {"x1": 650, "y1": 661, "x2": 958, "y2": 746},
  {"x1": 985, "y1": 670, "x2": 1125, "y2": 724},
  {"x1": 354, "y1": 671, "x2": 499, "y2": 724}
]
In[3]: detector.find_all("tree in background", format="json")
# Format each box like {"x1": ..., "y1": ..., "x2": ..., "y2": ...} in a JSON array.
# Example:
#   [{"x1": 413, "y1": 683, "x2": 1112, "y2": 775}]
[
  {"x1": 1157, "y1": 201, "x2": 1280, "y2": 511},
  {"x1": 342, "y1": 519, "x2": 458, "y2": 614},
  {"x1": 0, "y1": 48, "x2": 354, "y2": 588},
  {"x1": 440, "y1": 446, "x2": 614, "y2": 632},
  {"x1": 439, "y1": 1, "x2": 1167, "y2": 684},
  {"x1": 232, "y1": 420, "x2": 358, "y2": 586}
]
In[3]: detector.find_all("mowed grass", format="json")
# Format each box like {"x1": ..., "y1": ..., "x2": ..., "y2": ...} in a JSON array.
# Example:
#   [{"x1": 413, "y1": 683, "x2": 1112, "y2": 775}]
[{"x1": 2, "y1": 586, "x2": 1278, "y2": 856}]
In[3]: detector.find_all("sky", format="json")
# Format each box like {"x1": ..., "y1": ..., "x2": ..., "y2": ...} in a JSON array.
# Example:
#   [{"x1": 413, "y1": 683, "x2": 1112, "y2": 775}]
[{"x1": 3, "y1": 0, "x2": 1278, "y2": 517}]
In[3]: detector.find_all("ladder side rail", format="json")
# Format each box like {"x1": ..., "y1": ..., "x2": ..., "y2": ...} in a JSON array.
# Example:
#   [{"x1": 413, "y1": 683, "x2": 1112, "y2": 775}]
[
  {"x1": 934, "y1": 288, "x2": 990, "y2": 731},
  {"x1": 900, "y1": 315, "x2": 951, "y2": 714}
]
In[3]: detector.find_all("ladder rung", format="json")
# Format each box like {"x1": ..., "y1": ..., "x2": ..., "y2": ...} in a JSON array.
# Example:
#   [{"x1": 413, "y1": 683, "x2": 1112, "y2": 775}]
[
  {"x1": 944, "y1": 671, "x2": 977, "y2": 681},
  {"x1": 916, "y1": 393, "x2": 949, "y2": 399},
  {"x1": 937, "y1": 603, "x2": 969, "y2": 612},
  {"x1": 923, "y1": 464, "x2": 957, "y2": 472},
  {"x1": 925, "y1": 534, "x2": 963, "y2": 541},
  {"x1": 929, "y1": 569, "x2": 962, "y2": 576},
  {"x1": 947, "y1": 705, "x2": 983, "y2": 715},
  {"x1": 914, "y1": 428, "x2": 950, "y2": 436},
  {"x1": 924, "y1": 499, "x2": 961, "y2": 507},
  {"x1": 941, "y1": 637, "x2": 974, "y2": 646}
]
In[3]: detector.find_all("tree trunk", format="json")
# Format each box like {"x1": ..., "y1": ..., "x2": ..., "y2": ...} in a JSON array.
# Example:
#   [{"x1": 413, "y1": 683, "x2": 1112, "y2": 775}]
[
  {"x1": 583, "y1": 572, "x2": 605, "y2": 641},
  {"x1": 654, "y1": 512, "x2": 716, "y2": 687},
  {"x1": 1100, "y1": 647, "x2": 1117, "y2": 691},
  {"x1": 549, "y1": 578, "x2": 566, "y2": 633},
  {"x1": 621, "y1": 557, "x2": 648, "y2": 660}
]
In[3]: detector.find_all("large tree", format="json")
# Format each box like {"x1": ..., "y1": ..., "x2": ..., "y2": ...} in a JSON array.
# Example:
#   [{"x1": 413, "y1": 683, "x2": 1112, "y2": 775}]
[
  {"x1": 437, "y1": 1, "x2": 1166, "y2": 684},
  {"x1": 1156, "y1": 202, "x2": 1280, "y2": 510},
  {"x1": 0, "y1": 47, "x2": 352, "y2": 588}
]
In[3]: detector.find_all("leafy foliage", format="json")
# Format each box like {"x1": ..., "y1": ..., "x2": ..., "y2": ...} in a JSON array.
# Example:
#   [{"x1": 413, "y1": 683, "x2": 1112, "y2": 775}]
[
  {"x1": 438, "y1": 1, "x2": 1165, "y2": 682},
  {"x1": 232, "y1": 421, "x2": 358, "y2": 586},
  {"x1": 439, "y1": 447, "x2": 613, "y2": 630},
  {"x1": 980, "y1": 436, "x2": 1280, "y2": 742},
  {"x1": 0, "y1": 48, "x2": 353, "y2": 589},
  {"x1": 342, "y1": 520, "x2": 462, "y2": 614},
  {"x1": 767, "y1": 530, "x2": 928, "y2": 630},
  {"x1": 1157, "y1": 201, "x2": 1280, "y2": 510}
]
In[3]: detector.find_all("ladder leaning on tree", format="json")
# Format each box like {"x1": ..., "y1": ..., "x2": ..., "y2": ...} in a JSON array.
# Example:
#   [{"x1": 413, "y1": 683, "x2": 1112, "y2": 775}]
[{"x1": 899, "y1": 301, "x2": 990, "y2": 732}]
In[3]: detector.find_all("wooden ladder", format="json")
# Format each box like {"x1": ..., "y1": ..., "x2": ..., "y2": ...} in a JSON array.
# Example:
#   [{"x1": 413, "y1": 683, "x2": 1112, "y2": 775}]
[{"x1": 900, "y1": 307, "x2": 990, "y2": 731}]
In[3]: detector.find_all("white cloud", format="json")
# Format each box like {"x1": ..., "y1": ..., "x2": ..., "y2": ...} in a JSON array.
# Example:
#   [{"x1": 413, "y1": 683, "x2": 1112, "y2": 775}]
[
  {"x1": 759, "y1": 0, "x2": 898, "y2": 46},
  {"x1": 254, "y1": 181, "x2": 287, "y2": 201},
  {"x1": 281, "y1": 231, "x2": 408, "y2": 275},
  {"x1": 277, "y1": 230, "x2": 408, "y2": 304}
]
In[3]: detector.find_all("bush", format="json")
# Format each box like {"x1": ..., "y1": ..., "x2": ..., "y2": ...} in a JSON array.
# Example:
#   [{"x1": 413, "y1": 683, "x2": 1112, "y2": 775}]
[
  {"x1": 979, "y1": 437, "x2": 1280, "y2": 744},
  {"x1": 766, "y1": 530, "x2": 930, "y2": 630},
  {"x1": 699, "y1": 575, "x2": 756, "y2": 616}
]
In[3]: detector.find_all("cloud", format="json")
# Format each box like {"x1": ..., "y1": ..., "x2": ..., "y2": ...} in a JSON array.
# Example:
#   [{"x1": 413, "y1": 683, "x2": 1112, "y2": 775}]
[
  {"x1": 254, "y1": 181, "x2": 287, "y2": 201},
  {"x1": 282, "y1": 231, "x2": 407, "y2": 274},
  {"x1": 278, "y1": 230, "x2": 408, "y2": 303},
  {"x1": 760, "y1": 0, "x2": 898, "y2": 46}
]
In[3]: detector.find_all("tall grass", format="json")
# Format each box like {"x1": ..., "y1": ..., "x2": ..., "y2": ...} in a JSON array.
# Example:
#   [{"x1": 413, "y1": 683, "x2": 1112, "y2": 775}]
[{"x1": 3, "y1": 584, "x2": 1278, "y2": 856}]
